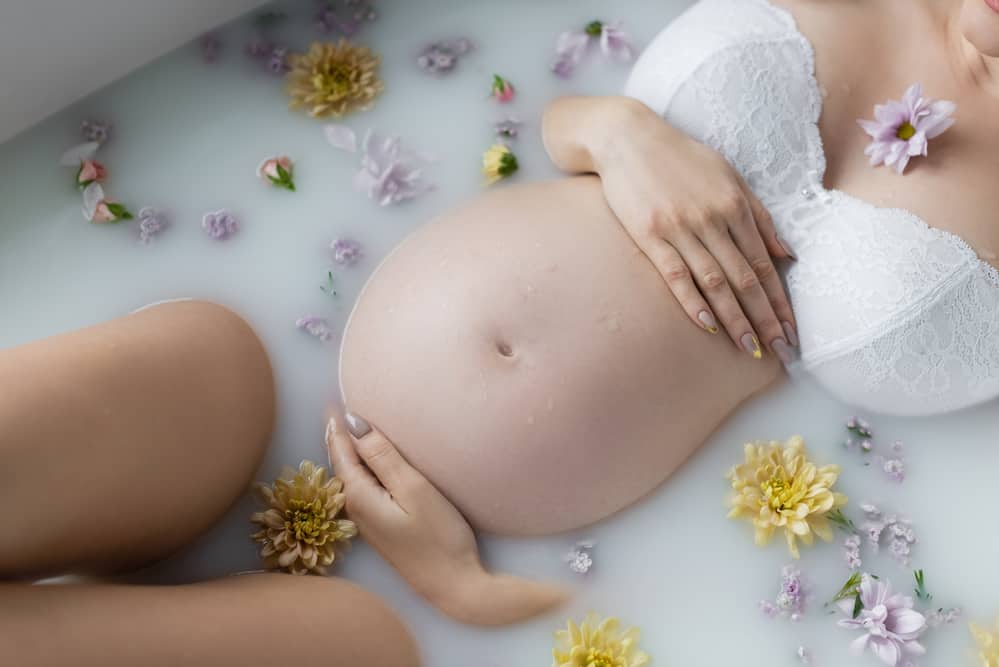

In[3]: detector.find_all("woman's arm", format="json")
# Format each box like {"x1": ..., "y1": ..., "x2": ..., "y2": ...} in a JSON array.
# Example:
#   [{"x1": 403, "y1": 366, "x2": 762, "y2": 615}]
[
  {"x1": 325, "y1": 412, "x2": 568, "y2": 627},
  {"x1": 541, "y1": 95, "x2": 799, "y2": 362}
]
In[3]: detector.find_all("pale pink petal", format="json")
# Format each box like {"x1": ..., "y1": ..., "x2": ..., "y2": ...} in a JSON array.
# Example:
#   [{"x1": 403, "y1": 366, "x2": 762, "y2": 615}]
[
  {"x1": 869, "y1": 637, "x2": 900, "y2": 665},
  {"x1": 81, "y1": 182, "x2": 104, "y2": 220},
  {"x1": 907, "y1": 132, "x2": 927, "y2": 156},
  {"x1": 324, "y1": 124, "x2": 358, "y2": 153},
  {"x1": 849, "y1": 633, "x2": 871, "y2": 655},
  {"x1": 60, "y1": 141, "x2": 100, "y2": 166},
  {"x1": 888, "y1": 607, "x2": 927, "y2": 636}
]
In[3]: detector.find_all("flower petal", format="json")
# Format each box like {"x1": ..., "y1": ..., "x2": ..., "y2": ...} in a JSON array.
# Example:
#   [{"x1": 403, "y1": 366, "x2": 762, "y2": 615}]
[{"x1": 324, "y1": 124, "x2": 358, "y2": 152}]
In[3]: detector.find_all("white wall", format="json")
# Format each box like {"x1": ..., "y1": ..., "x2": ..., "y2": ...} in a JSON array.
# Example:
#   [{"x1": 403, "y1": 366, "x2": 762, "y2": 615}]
[{"x1": 0, "y1": 0, "x2": 268, "y2": 144}]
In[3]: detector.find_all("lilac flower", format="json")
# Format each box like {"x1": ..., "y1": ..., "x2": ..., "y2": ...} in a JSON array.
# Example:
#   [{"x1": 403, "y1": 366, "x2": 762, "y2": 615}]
[
  {"x1": 599, "y1": 23, "x2": 634, "y2": 62},
  {"x1": 494, "y1": 116, "x2": 522, "y2": 140},
  {"x1": 316, "y1": 3, "x2": 366, "y2": 35},
  {"x1": 844, "y1": 534, "x2": 863, "y2": 570},
  {"x1": 330, "y1": 238, "x2": 363, "y2": 266},
  {"x1": 80, "y1": 120, "x2": 111, "y2": 145},
  {"x1": 202, "y1": 209, "x2": 239, "y2": 240},
  {"x1": 797, "y1": 646, "x2": 812, "y2": 664},
  {"x1": 137, "y1": 207, "x2": 168, "y2": 244},
  {"x1": 296, "y1": 316, "x2": 335, "y2": 342},
  {"x1": 325, "y1": 125, "x2": 433, "y2": 206},
  {"x1": 551, "y1": 20, "x2": 634, "y2": 78},
  {"x1": 925, "y1": 607, "x2": 962, "y2": 628},
  {"x1": 881, "y1": 457, "x2": 906, "y2": 483},
  {"x1": 859, "y1": 504, "x2": 918, "y2": 567},
  {"x1": 564, "y1": 540, "x2": 595, "y2": 574},
  {"x1": 761, "y1": 565, "x2": 807, "y2": 622},
  {"x1": 837, "y1": 575, "x2": 927, "y2": 666},
  {"x1": 267, "y1": 47, "x2": 290, "y2": 74},
  {"x1": 200, "y1": 33, "x2": 223, "y2": 63},
  {"x1": 416, "y1": 38, "x2": 473, "y2": 75},
  {"x1": 858, "y1": 83, "x2": 956, "y2": 175}
]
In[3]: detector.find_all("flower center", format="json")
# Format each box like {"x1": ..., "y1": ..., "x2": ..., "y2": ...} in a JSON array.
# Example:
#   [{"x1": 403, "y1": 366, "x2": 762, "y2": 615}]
[
  {"x1": 316, "y1": 64, "x2": 352, "y2": 97},
  {"x1": 584, "y1": 648, "x2": 619, "y2": 667},
  {"x1": 762, "y1": 471, "x2": 796, "y2": 511},
  {"x1": 896, "y1": 122, "x2": 916, "y2": 140},
  {"x1": 585, "y1": 20, "x2": 604, "y2": 37},
  {"x1": 285, "y1": 498, "x2": 329, "y2": 544}
]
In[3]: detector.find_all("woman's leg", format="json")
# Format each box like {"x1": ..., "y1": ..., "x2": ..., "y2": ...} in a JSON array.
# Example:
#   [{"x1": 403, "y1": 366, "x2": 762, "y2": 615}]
[
  {"x1": 0, "y1": 300, "x2": 276, "y2": 578},
  {"x1": 0, "y1": 574, "x2": 421, "y2": 667}
]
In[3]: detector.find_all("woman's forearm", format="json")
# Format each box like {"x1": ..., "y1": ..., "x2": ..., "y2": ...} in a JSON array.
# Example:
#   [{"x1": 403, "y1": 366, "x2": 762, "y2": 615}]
[{"x1": 541, "y1": 95, "x2": 676, "y2": 174}]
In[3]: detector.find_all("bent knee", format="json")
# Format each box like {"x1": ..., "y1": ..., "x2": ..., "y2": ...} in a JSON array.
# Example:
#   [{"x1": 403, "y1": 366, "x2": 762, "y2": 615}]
[{"x1": 240, "y1": 574, "x2": 421, "y2": 667}]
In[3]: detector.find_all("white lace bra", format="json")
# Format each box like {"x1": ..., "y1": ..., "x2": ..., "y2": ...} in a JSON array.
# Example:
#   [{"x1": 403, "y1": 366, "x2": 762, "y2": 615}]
[{"x1": 624, "y1": 0, "x2": 999, "y2": 416}]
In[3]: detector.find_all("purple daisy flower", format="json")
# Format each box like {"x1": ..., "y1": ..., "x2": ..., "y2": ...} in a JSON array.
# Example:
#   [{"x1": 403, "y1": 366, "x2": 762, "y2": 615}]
[
  {"x1": 837, "y1": 575, "x2": 927, "y2": 666},
  {"x1": 858, "y1": 83, "x2": 956, "y2": 175}
]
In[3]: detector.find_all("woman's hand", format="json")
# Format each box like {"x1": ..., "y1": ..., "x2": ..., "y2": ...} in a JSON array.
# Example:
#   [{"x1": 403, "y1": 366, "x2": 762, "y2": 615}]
[
  {"x1": 325, "y1": 410, "x2": 568, "y2": 626},
  {"x1": 542, "y1": 96, "x2": 798, "y2": 361}
]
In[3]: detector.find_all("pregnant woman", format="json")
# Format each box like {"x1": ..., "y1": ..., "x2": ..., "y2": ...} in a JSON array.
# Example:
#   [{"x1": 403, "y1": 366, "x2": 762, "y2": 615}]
[{"x1": 336, "y1": 0, "x2": 999, "y2": 622}]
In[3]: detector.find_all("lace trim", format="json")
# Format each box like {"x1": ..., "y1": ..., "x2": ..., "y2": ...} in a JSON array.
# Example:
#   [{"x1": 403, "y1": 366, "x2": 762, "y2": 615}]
[{"x1": 756, "y1": 0, "x2": 999, "y2": 286}]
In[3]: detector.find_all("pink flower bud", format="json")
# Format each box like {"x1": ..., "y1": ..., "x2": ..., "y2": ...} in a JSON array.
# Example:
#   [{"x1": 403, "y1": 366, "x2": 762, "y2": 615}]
[
  {"x1": 491, "y1": 75, "x2": 515, "y2": 103},
  {"x1": 257, "y1": 156, "x2": 296, "y2": 191},
  {"x1": 77, "y1": 160, "x2": 107, "y2": 186},
  {"x1": 92, "y1": 201, "x2": 116, "y2": 223}
]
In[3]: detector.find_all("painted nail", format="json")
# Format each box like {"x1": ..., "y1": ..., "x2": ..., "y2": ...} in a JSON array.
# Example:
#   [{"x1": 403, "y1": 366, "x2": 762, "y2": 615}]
[
  {"x1": 345, "y1": 411, "x2": 371, "y2": 438},
  {"x1": 741, "y1": 333, "x2": 763, "y2": 359},
  {"x1": 776, "y1": 235, "x2": 797, "y2": 260},
  {"x1": 771, "y1": 338, "x2": 794, "y2": 364},
  {"x1": 782, "y1": 321, "x2": 799, "y2": 347},
  {"x1": 697, "y1": 310, "x2": 719, "y2": 334}
]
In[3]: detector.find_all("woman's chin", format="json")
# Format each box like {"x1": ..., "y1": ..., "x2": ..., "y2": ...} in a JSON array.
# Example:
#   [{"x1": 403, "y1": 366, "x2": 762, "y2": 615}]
[{"x1": 960, "y1": 3, "x2": 999, "y2": 57}]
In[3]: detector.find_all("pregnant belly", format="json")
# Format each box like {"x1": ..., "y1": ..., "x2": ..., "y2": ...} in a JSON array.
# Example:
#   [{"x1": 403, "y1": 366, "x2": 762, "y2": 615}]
[{"x1": 340, "y1": 177, "x2": 781, "y2": 535}]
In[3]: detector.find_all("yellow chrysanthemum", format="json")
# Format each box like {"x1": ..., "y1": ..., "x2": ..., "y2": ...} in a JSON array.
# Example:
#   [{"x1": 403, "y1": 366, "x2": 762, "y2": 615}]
[
  {"x1": 971, "y1": 618, "x2": 999, "y2": 667},
  {"x1": 552, "y1": 613, "x2": 650, "y2": 667},
  {"x1": 285, "y1": 40, "x2": 383, "y2": 118},
  {"x1": 250, "y1": 460, "x2": 357, "y2": 575},
  {"x1": 726, "y1": 435, "x2": 847, "y2": 558},
  {"x1": 482, "y1": 143, "x2": 518, "y2": 185}
]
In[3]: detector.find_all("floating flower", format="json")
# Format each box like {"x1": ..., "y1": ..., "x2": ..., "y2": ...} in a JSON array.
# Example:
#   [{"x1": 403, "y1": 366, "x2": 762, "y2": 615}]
[
  {"x1": 760, "y1": 564, "x2": 808, "y2": 622},
  {"x1": 552, "y1": 20, "x2": 634, "y2": 78},
  {"x1": 491, "y1": 74, "x2": 515, "y2": 102},
  {"x1": 326, "y1": 125, "x2": 434, "y2": 205},
  {"x1": 552, "y1": 613, "x2": 650, "y2": 667},
  {"x1": 837, "y1": 574, "x2": 927, "y2": 666},
  {"x1": 564, "y1": 540, "x2": 595, "y2": 575},
  {"x1": 250, "y1": 460, "x2": 357, "y2": 575},
  {"x1": 843, "y1": 534, "x2": 863, "y2": 570},
  {"x1": 200, "y1": 33, "x2": 223, "y2": 63},
  {"x1": 726, "y1": 435, "x2": 847, "y2": 558},
  {"x1": 201, "y1": 209, "x2": 240, "y2": 240},
  {"x1": 137, "y1": 206, "x2": 168, "y2": 244},
  {"x1": 76, "y1": 159, "x2": 106, "y2": 188},
  {"x1": 482, "y1": 143, "x2": 519, "y2": 185},
  {"x1": 494, "y1": 115, "x2": 522, "y2": 140},
  {"x1": 925, "y1": 607, "x2": 962, "y2": 629},
  {"x1": 81, "y1": 183, "x2": 132, "y2": 223},
  {"x1": 858, "y1": 83, "x2": 955, "y2": 175},
  {"x1": 416, "y1": 38, "x2": 473, "y2": 75},
  {"x1": 330, "y1": 238, "x2": 363, "y2": 266},
  {"x1": 296, "y1": 315, "x2": 335, "y2": 342},
  {"x1": 316, "y1": 1, "x2": 375, "y2": 34},
  {"x1": 286, "y1": 40, "x2": 383, "y2": 118},
  {"x1": 80, "y1": 119, "x2": 111, "y2": 144},
  {"x1": 859, "y1": 503, "x2": 917, "y2": 567},
  {"x1": 257, "y1": 156, "x2": 296, "y2": 191},
  {"x1": 971, "y1": 618, "x2": 999, "y2": 666}
]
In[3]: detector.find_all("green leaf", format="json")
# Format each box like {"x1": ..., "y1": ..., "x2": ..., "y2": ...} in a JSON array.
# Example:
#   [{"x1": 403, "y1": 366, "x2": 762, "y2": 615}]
[
  {"x1": 831, "y1": 572, "x2": 863, "y2": 602},
  {"x1": 852, "y1": 593, "x2": 863, "y2": 618},
  {"x1": 275, "y1": 163, "x2": 291, "y2": 181},
  {"x1": 827, "y1": 508, "x2": 858, "y2": 534},
  {"x1": 106, "y1": 203, "x2": 133, "y2": 220}
]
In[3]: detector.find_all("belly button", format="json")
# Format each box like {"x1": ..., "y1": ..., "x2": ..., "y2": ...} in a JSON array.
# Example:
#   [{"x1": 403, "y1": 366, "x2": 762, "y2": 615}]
[{"x1": 496, "y1": 341, "x2": 515, "y2": 358}]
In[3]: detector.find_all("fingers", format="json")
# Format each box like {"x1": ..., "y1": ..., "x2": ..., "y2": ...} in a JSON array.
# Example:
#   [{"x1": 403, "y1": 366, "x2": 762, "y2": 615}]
[
  {"x1": 736, "y1": 173, "x2": 793, "y2": 260},
  {"x1": 342, "y1": 411, "x2": 430, "y2": 511},
  {"x1": 324, "y1": 413, "x2": 386, "y2": 507},
  {"x1": 669, "y1": 234, "x2": 758, "y2": 355},
  {"x1": 644, "y1": 240, "x2": 719, "y2": 335}
]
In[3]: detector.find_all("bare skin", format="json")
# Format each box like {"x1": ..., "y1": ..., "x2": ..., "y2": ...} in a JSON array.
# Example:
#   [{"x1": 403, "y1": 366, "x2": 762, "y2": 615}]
[
  {"x1": 0, "y1": 301, "x2": 421, "y2": 665},
  {"x1": 338, "y1": 0, "x2": 999, "y2": 622}
]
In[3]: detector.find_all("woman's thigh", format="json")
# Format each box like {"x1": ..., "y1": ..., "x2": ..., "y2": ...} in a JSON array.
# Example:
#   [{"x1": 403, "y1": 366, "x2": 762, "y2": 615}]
[
  {"x1": 0, "y1": 301, "x2": 275, "y2": 578},
  {"x1": 0, "y1": 574, "x2": 420, "y2": 667}
]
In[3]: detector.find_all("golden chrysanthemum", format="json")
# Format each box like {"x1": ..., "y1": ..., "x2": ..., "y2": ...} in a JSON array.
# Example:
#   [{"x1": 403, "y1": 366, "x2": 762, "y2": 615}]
[
  {"x1": 285, "y1": 40, "x2": 383, "y2": 118},
  {"x1": 552, "y1": 613, "x2": 650, "y2": 667},
  {"x1": 726, "y1": 435, "x2": 847, "y2": 558},
  {"x1": 971, "y1": 618, "x2": 999, "y2": 667},
  {"x1": 250, "y1": 460, "x2": 357, "y2": 575}
]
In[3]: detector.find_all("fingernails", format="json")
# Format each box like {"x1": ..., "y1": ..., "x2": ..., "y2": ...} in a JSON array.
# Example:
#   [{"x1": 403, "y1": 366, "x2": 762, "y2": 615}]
[
  {"x1": 776, "y1": 235, "x2": 797, "y2": 261},
  {"x1": 697, "y1": 310, "x2": 719, "y2": 334},
  {"x1": 345, "y1": 411, "x2": 371, "y2": 438},
  {"x1": 782, "y1": 321, "x2": 799, "y2": 348},
  {"x1": 741, "y1": 333, "x2": 763, "y2": 359},
  {"x1": 771, "y1": 338, "x2": 794, "y2": 364}
]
